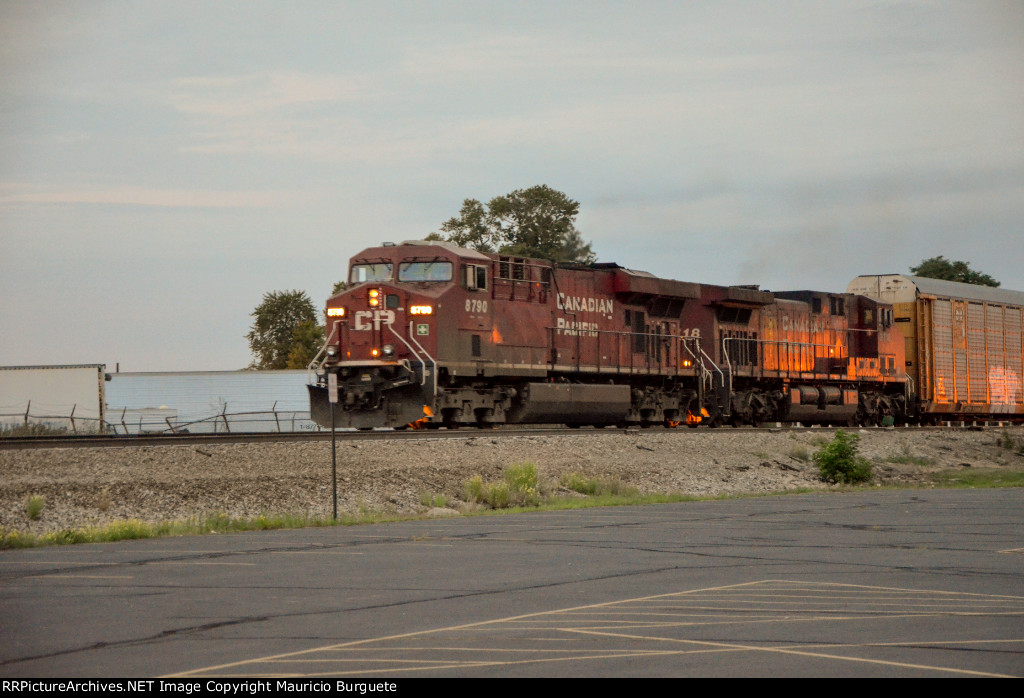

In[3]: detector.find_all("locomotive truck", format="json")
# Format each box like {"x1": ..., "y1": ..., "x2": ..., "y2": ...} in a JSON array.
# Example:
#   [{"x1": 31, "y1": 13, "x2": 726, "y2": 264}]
[{"x1": 308, "y1": 240, "x2": 940, "y2": 430}]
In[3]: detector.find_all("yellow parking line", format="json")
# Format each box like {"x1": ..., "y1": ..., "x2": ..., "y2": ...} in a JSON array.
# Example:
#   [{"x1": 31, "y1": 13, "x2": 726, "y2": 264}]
[{"x1": 563, "y1": 628, "x2": 1014, "y2": 678}]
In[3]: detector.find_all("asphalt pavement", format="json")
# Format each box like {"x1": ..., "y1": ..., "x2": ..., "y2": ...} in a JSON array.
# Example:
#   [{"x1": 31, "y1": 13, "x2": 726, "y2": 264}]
[{"x1": 1, "y1": 488, "x2": 1022, "y2": 677}]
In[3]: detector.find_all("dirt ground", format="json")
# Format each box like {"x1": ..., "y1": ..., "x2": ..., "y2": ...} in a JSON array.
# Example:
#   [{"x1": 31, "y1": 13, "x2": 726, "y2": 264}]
[{"x1": 2, "y1": 427, "x2": 1023, "y2": 535}]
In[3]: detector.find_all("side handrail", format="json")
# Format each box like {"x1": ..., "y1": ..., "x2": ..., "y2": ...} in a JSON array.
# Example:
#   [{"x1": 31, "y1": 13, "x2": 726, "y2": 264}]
[{"x1": 680, "y1": 337, "x2": 716, "y2": 391}]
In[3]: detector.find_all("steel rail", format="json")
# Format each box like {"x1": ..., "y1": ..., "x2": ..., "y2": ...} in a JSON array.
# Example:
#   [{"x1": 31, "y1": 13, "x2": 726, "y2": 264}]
[{"x1": 0, "y1": 422, "x2": 1006, "y2": 450}]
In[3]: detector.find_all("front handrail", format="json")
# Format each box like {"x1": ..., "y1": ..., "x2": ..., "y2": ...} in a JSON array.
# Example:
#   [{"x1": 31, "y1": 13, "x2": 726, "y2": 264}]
[
  {"x1": 380, "y1": 321, "x2": 429, "y2": 386},
  {"x1": 307, "y1": 323, "x2": 340, "y2": 385},
  {"x1": 405, "y1": 322, "x2": 438, "y2": 396}
]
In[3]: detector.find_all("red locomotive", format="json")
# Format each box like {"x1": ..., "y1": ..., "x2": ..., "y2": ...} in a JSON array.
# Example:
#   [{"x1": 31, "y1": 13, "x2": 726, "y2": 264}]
[{"x1": 308, "y1": 240, "x2": 915, "y2": 429}]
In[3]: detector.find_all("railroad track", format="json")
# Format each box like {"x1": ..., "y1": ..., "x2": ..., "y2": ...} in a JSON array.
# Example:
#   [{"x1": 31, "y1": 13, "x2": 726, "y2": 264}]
[
  {"x1": 0, "y1": 425, "x2": 616, "y2": 450},
  {"x1": 0, "y1": 422, "x2": 993, "y2": 450}
]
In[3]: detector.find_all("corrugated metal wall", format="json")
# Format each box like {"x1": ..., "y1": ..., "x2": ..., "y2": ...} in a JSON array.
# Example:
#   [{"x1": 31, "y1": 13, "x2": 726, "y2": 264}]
[
  {"x1": 106, "y1": 370, "x2": 317, "y2": 434},
  {"x1": 927, "y1": 298, "x2": 1024, "y2": 411}
]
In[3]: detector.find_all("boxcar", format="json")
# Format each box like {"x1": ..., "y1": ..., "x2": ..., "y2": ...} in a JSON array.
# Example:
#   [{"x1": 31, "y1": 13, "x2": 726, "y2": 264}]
[{"x1": 847, "y1": 275, "x2": 1024, "y2": 421}]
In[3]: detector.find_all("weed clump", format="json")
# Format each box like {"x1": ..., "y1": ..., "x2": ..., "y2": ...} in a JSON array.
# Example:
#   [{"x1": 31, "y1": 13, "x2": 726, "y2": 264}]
[
  {"x1": 787, "y1": 446, "x2": 810, "y2": 462},
  {"x1": 561, "y1": 472, "x2": 637, "y2": 497},
  {"x1": 997, "y1": 431, "x2": 1024, "y2": 455},
  {"x1": 24, "y1": 495, "x2": 44, "y2": 521},
  {"x1": 464, "y1": 463, "x2": 540, "y2": 509},
  {"x1": 886, "y1": 442, "x2": 933, "y2": 466},
  {"x1": 419, "y1": 492, "x2": 449, "y2": 509},
  {"x1": 813, "y1": 430, "x2": 873, "y2": 484}
]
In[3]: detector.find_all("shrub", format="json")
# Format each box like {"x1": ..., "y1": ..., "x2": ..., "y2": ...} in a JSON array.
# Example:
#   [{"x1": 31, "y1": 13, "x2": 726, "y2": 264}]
[{"x1": 813, "y1": 430, "x2": 873, "y2": 484}]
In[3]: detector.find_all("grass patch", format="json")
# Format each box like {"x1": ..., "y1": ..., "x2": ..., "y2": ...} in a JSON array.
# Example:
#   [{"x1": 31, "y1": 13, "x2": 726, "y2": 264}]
[
  {"x1": 3, "y1": 472, "x2": 1020, "y2": 550},
  {"x1": 561, "y1": 472, "x2": 638, "y2": 497},
  {"x1": 0, "y1": 511, "x2": 391, "y2": 550},
  {"x1": 927, "y1": 469, "x2": 1024, "y2": 488},
  {"x1": 418, "y1": 492, "x2": 449, "y2": 508},
  {"x1": 464, "y1": 463, "x2": 542, "y2": 509}
]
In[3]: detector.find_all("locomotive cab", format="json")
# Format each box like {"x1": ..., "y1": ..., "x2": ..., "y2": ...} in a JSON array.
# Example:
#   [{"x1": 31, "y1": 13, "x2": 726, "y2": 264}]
[{"x1": 309, "y1": 241, "x2": 491, "y2": 429}]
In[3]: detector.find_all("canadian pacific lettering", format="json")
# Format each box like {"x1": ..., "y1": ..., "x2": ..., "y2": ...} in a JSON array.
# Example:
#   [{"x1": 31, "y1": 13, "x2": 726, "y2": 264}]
[
  {"x1": 556, "y1": 317, "x2": 599, "y2": 337},
  {"x1": 556, "y1": 293, "x2": 613, "y2": 314}
]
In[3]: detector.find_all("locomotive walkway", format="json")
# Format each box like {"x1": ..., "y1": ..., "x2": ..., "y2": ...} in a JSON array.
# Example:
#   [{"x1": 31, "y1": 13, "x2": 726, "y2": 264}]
[{"x1": 1, "y1": 488, "x2": 1022, "y2": 677}]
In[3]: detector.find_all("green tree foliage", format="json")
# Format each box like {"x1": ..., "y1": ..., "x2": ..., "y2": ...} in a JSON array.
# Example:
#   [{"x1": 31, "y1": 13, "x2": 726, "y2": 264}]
[
  {"x1": 813, "y1": 430, "x2": 873, "y2": 484},
  {"x1": 247, "y1": 290, "x2": 318, "y2": 369},
  {"x1": 285, "y1": 319, "x2": 326, "y2": 369},
  {"x1": 432, "y1": 185, "x2": 597, "y2": 263},
  {"x1": 910, "y1": 256, "x2": 1000, "y2": 287}
]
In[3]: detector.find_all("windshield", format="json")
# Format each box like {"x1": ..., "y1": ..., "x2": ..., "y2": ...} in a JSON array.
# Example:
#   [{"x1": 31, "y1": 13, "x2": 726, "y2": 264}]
[
  {"x1": 349, "y1": 263, "x2": 393, "y2": 284},
  {"x1": 398, "y1": 261, "x2": 453, "y2": 282}
]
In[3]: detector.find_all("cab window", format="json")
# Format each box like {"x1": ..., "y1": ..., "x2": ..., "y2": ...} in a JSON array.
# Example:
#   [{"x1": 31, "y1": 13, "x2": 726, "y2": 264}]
[
  {"x1": 465, "y1": 264, "x2": 488, "y2": 290},
  {"x1": 349, "y1": 263, "x2": 393, "y2": 283},
  {"x1": 398, "y1": 261, "x2": 453, "y2": 282}
]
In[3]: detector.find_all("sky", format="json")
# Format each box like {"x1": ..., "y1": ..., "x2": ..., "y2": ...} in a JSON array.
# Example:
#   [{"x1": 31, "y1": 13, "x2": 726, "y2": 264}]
[{"x1": 2, "y1": 0, "x2": 1022, "y2": 372}]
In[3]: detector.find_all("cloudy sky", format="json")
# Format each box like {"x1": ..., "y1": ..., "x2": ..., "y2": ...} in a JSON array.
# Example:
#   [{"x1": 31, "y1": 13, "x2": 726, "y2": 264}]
[{"x1": 2, "y1": 1, "x2": 1022, "y2": 372}]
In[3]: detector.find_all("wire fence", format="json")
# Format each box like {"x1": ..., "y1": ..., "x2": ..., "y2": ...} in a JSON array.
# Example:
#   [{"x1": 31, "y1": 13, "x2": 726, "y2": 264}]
[{"x1": 0, "y1": 402, "x2": 323, "y2": 437}]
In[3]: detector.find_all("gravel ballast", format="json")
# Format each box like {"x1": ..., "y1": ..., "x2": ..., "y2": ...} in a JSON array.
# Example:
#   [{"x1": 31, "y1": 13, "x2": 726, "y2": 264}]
[{"x1": 2, "y1": 428, "x2": 1023, "y2": 535}]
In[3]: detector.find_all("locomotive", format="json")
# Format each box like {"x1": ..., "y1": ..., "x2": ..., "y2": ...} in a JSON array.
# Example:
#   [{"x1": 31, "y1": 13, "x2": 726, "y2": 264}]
[{"x1": 307, "y1": 240, "x2": 937, "y2": 430}]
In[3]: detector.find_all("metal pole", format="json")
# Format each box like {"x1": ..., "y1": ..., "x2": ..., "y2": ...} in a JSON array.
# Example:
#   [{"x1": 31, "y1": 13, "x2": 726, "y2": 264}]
[
  {"x1": 331, "y1": 402, "x2": 337, "y2": 521},
  {"x1": 328, "y1": 372, "x2": 339, "y2": 521}
]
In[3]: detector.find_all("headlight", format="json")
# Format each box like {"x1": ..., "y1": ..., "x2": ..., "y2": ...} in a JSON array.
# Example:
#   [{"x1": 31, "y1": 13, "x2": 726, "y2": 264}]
[
  {"x1": 326, "y1": 345, "x2": 339, "y2": 357},
  {"x1": 382, "y1": 344, "x2": 395, "y2": 357}
]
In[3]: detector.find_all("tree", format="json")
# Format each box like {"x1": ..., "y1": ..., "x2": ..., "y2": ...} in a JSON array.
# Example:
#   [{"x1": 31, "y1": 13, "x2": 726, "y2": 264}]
[
  {"x1": 285, "y1": 319, "x2": 326, "y2": 369},
  {"x1": 432, "y1": 198, "x2": 495, "y2": 252},
  {"x1": 246, "y1": 290, "x2": 318, "y2": 369},
  {"x1": 910, "y1": 256, "x2": 1000, "y2": 287},
  {"x1": 432, "y1": 185, "x2": 597, "y2": 264}
]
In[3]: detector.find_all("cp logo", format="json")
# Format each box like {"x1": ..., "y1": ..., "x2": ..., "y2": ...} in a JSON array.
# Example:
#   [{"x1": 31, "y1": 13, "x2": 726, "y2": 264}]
[{"x1": 353, "y1": 310, "x2": 395, "y2": 331}]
